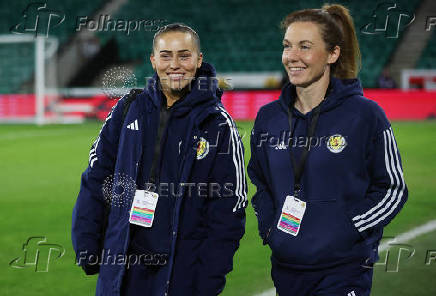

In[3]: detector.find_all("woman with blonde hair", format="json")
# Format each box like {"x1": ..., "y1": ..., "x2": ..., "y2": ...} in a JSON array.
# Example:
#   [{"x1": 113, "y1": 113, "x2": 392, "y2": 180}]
[{"x1": 248, "y1": 4, "x2": 407, "y2": 295}]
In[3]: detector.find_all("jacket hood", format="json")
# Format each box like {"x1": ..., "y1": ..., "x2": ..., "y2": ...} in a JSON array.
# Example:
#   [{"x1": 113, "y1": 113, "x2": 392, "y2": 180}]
[
  {"x1": 144, "y1": 62, "x2": 221, "y2": 117},
  {"x1": 279, "y1": 76, "x2": 363, "y2": 116}
]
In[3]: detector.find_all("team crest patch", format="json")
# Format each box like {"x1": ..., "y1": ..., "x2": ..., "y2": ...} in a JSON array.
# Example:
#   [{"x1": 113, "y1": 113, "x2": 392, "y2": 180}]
[
  {"x1": 196, "y1": 137, "x2": 209, "y2": 160},
  {"x1": 327, "y1": 134, "x2": 347, "y2": 153}
]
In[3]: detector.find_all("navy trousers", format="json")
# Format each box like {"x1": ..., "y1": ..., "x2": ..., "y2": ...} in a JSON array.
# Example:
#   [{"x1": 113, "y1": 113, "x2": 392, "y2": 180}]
[{"x1": 271, "y1": 260, "x2": 373, "y2": 296}]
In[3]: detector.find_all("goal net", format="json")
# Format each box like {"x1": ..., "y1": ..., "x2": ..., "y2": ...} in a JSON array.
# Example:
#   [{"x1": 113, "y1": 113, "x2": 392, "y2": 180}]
[{"x1": 0, "y1": 34, "x2": 62, "y2": 124}]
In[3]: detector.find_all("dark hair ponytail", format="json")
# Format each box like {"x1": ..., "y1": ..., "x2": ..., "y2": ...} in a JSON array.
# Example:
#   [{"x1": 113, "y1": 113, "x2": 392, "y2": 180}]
[{"x1": 281, "y1": 4, "x2": 361, "y2": 79}]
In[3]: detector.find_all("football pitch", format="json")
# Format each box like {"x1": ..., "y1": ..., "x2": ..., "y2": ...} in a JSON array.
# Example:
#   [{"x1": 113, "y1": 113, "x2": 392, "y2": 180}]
[{"x1": 0, "y1": 120, "x2": 435, "y2": 295}]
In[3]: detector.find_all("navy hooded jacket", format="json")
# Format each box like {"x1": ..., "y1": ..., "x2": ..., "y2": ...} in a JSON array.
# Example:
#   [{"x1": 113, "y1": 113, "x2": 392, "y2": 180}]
[
  {"x1": 248, "y1": 77, "x2": 407, "y2": 269},
  {"x1": 72, "y1": 62, "x2": 247, "y2": 295}
]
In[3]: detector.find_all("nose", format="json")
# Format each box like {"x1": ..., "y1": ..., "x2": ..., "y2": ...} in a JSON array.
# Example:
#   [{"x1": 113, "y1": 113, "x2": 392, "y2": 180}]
[
  {"x1": 170, "y1": 57, "x2": 180, "y2": 69},
  {"x1": 285, "y1": 48, "x2": 300, "y2": 63}
]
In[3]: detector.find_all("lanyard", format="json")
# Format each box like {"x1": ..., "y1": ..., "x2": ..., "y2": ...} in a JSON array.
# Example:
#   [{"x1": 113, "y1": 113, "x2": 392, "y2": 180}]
[
  {"x1": 147, "y1": 104, "x2": 171, "y2": 189},
  {"x1": 287, "y1": 103, "x2": 321, "y2": 198}
]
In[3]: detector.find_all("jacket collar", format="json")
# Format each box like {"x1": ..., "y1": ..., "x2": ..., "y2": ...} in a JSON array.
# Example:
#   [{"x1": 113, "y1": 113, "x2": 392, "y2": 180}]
[
  {"x1": 279, "y1": 76, "x2": 363, "y2": 117},
  {"x1": 143, "y1": 62, "x2": 220, "y2": 113}
]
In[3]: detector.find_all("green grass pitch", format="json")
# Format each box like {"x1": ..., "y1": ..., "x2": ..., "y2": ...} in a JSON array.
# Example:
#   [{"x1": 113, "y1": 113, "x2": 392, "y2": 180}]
[{"x1": 0, "y1": 120, "x2": 435, "y2": 295}]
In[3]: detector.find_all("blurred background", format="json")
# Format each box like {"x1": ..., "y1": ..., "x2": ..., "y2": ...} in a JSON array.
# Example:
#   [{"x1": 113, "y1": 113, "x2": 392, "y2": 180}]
[{"x1": 0, "y1": 0, "x2": 435, "y2": 295}]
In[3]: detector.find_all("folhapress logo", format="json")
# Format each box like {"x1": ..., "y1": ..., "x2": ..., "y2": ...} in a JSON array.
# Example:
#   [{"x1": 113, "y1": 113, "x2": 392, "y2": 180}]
[
  {"x1": 426, "y1": 16, "x2": 436, "y2": 31},
  {"x1": 10, "y1": 2, "x2": 65, "y2": 37},
  {"x1": 9, "y1": 236, "x2": 65, "y2": 272},
  {"x1": 361, "y1": 2, "x2": 415, "y2": 38}
]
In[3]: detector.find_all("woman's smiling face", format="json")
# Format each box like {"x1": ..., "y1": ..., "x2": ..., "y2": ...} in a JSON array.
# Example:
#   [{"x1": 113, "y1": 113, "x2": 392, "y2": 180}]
[
  {"x1": 151, "y1": 31, "x2": 203, "y2": 92},
  {"x1": 282, "y1": 21, "x2": 339, "y2": 87}
]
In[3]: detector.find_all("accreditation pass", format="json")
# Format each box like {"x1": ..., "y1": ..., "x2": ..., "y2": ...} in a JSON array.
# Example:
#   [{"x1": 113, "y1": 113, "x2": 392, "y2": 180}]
[
  {"x1": 129, "y1": 190, "x2": 158, "y2": 227},
  {"x1": 277, "y1": 195, "x2": 306, "y2": 236}
]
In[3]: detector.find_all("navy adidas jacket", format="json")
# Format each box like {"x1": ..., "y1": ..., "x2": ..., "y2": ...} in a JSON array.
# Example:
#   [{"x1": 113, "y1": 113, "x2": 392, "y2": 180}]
[
  {"x1": 248, "y1": 77, "x2": 408, "y2": 269},
  {"x1": 71, "y1": 62, "x2": 247, "y2": 295}
]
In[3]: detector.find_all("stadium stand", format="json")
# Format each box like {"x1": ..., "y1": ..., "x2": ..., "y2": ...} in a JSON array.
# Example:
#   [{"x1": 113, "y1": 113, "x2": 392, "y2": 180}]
[
  {"x1": 0, "y1": 0, "x2": 105, "y2": 93},
  {"x1": 417, "y1": 30, "x2": 436, "y2": 69},
  {"x1": 0, "y1": 0, "x2": 428, "y2": 92},
  {"x1": 0, "y1": 43, "x2": 34, "y2": 93},
  {"x1": 97, "y1": 0, "x2": 422, "y2": 88}
]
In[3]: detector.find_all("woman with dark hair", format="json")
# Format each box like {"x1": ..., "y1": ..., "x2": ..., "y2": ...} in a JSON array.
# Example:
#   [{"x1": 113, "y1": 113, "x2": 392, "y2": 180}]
[{"x1": 248, "y1": 4, "x2": 407, "y2": 295}]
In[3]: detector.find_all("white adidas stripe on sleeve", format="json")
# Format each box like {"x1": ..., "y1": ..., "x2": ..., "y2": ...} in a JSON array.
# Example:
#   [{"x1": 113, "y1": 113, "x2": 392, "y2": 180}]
[
  {"x1": 218, "y1": 106, "x2": 247, "y2": 212},
  {"x1": 88, "y1": 103, "x2": 117, "y2": 168},
  {"x1": 357, "y1": 129, "x2": 406, "y2": 232},
  {"x1": 352, "y1": 128, "x2": 405, "y2": 232}
]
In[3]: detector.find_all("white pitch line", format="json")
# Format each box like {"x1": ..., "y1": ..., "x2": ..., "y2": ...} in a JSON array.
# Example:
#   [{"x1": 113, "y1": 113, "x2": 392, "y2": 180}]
[
  {"x1": 253, "y1": 220, "x2": 436, "y2": 296},
  {"x1": 254, "y1": 288, "x2": 276, "y2": 296},
  {"x1": 378, "y1": 219, "x2": 436, "y2": 252},
  {"x1": 0, "y1": 129, "x2": 76, "y2": 141}
]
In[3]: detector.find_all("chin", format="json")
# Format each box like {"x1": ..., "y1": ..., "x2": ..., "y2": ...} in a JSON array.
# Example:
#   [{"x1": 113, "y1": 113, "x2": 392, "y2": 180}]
[
  {"x1": 290, "y1": 73, "x2": 323, "y2": 88},
  {"x1": 289, "y1": 78, "x2": 308, "y2": 87},
  {"x1": 167, "y1": 81, "x2": 184, "y2": 90},
  {"x1": 170, "y1": 87, "x2": 184, "y2": 92},
  {"x1": 171, "y1": 83, "x2": 191, "y2": 93},
  {"x1": 176, "y1": 82, "x2": 189, "y2": 90}
]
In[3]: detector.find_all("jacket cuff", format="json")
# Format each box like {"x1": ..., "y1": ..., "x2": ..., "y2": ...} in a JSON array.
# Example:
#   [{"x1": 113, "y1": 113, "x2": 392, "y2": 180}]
[
  {"x1": 81, "y1": 263, "x2": 100, "y2": 275},
  {"x1": 345, "y1": 208, "x2": 372, "y2": 241}
]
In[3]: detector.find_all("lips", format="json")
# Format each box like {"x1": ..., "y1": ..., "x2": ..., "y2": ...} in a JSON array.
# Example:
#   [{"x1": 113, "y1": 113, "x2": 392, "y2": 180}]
[
  {"x1": 288, "y1": 67, "x2": 306, "y2": 75},
  {"x1": 167, "y1": 73, "x2": 185, "y2": 80}
]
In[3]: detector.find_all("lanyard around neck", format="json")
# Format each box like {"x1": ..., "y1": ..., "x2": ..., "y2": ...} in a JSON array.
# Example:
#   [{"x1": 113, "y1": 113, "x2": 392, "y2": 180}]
[{"x1": 287, "y1": 103, "x2": 321, "y2": 198}]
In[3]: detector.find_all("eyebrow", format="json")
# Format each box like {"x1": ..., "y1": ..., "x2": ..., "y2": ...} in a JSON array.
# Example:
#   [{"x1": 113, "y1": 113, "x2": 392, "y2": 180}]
[
  {"x1": 159, "y1": 49, "x2": 191, "y2": 53},
  {"x1": 282, "y1": 39, "x2": 314, "y2": 44}
]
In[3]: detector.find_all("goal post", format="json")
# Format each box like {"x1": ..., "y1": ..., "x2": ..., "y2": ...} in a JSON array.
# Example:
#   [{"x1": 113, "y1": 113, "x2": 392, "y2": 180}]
[{"x1": 0, "y1": 34, "x2": 60, "y2": 125}]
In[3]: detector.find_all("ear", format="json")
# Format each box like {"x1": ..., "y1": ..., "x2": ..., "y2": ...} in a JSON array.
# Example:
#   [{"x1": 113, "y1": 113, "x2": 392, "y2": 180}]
[
  {"x1": 327, "y1": 45, "x2": 340, "y2": 64},
  {"x1": 197, "y1": 52, "x2": 203, "y2": 68},
  {"x1": 150, "y1": 54, "x2": 156, "y2": 71}
]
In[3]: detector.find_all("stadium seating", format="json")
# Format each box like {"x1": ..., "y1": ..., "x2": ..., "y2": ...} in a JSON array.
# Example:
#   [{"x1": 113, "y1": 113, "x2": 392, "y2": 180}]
[
  {"x1": 417, "y1": 31, "x2": 436, "y2": 69},
  {"x1": 0, "y1": 0, "x2": 105, "y2": 93},
  {"x1": 0, "y1": 0, "x2": 427, "y2": 92},
  {"x1": 99, "y1": 0, "x2": 422, "y2": 88},
  {"x1": 0, "y1": 43, "x2": 34, "y2": 93}
]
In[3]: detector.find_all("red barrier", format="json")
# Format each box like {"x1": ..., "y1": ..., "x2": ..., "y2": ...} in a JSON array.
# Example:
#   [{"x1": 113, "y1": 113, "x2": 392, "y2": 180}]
[
  {"x1": 0, "y1": 94, "x2": 35, "y2": 117},
  {"x1": 221, "y1": 90, "x2": 280, "y2": 120},
  {"x1": 1, "y1": 90, "x2": 435, "y2": 121},
  {"x1": 363, "y1": 89, "x2": 436, "y2": 120},
  {"x1": 221, "y1": 89, "x2": 436, "y2": 120}
]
